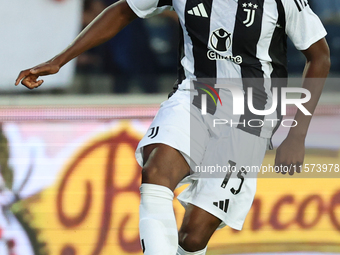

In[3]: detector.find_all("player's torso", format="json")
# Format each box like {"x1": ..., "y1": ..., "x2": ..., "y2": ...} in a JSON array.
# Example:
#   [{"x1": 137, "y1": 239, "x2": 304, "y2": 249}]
[
  {"x1": 173, "y1": 0, "x2": 288, "y2": 138},
  {"x1": 173, "y1": 0, "x2": 287, "y2": 80}
]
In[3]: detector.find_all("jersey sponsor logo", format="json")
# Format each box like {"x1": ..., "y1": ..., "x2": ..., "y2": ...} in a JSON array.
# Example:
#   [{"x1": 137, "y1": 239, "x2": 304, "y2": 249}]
[
  {"x1": 208, "y1": 27, "x2": 243, "y2": 64},
  {"x1": 213, "y1": 199, "x2": 229, "y2": 213},
  {"x1": 210, "y1": 28, "x2": 232, "y2": 52},
  {"x1": 207, "y1": 50, "x2": 243, "y2": 64},
  {"x1": 147, "y1": 126, "x2": 159, "y2": 139},
  {"x1": 293, "y1": 0, "x2": 308, "y2": 12},
  {"x1": 187, "y1": 3, "x2": 208, "y2": 18},
  {"x1": 242, "y1": 2, "x2": 259, "y2": 27}
]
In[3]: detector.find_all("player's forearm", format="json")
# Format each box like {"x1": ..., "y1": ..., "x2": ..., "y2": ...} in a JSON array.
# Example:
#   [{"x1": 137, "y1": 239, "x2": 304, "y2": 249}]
[
  {"x1": 53, "y1": 0, "x2": 137, "y2": 68},
  {"x1": 287, "y1": 40, "x2": 330, "y2": 140}
]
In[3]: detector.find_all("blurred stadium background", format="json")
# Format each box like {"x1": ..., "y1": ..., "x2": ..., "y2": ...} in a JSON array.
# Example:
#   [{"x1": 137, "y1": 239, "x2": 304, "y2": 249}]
[{"x1": 0, "y1": 0, "x2": 340, "y2": 255}]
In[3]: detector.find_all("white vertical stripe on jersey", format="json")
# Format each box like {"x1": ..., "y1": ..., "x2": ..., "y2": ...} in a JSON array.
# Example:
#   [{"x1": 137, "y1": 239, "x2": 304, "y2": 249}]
[
  {"x1": 256, "y1": 0, "x2": 280, "y2": 138},
  {"x1": 212, "y1": 0, "x2": 242, "y2": 126},
  {"x1": 213, "y1": 0, "x2": 241, "y2": 80},
  {"x1": 175, "y1": 2, "x2": 196, "y2": 88}
]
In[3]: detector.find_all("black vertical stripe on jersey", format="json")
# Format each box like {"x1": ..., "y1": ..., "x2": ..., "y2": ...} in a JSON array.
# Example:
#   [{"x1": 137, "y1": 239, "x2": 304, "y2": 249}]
[
  {"x1": 177, "y1": 24, "x2": 186, "y2": 84},
  {"x1": 185, "y1": 0, "x2": 218, "y2": 115},
  {"x1": 157, "y1": 0, "x2": 172, "y2": 7},
  {"x1": 184, "y1": 0, "x2": 215, "y2": 78},
  {"x1": 270, "y1": 0, "x2": 288, "y2": 136},
  {"x1": 232, "y1": 0, "x2": 266, "y2": 136},
  {"x1": 168, "y1": 24, "x2": 186, "y2": 98}
]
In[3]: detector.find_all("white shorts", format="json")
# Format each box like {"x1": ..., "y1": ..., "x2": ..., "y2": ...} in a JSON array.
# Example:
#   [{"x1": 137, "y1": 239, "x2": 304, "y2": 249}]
[
  {"x1": 135, "y1": 90, "x2": 268, "y2": 230},
  {"x1": 135, "y1": 90, "x2": 207, "y2": 167}
]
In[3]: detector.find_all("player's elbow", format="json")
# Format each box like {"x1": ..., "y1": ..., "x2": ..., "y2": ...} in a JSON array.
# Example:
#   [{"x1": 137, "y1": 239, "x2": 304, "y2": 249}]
[
  {"x1": 317, "y1": 50, "x2": 331, "y2": 76},
  {"x1": 317, "y1": 42, "x2": 331, "y2": 72},
  {"x1": 322, "y1": 51, "x2": 331, "y2": 73}
]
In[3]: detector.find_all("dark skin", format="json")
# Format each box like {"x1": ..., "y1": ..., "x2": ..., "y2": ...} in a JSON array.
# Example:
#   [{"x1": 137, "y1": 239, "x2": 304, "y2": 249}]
[
  {"x1": 15, "y1": 0, "x2": 137, "y2": 89},
  {"x1": 274, "y1": 38, "x2": 330, "y2": 175},
  {"x1": 15, "y1": 0, "x2": 330, "y2": 251}
]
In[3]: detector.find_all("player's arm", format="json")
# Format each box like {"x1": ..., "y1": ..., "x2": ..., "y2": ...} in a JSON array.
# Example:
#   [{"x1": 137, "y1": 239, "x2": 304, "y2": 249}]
[
  {"x1": 274, "y1": 38, "x2": 331, "y2": 174},
  {"x1": 15, "y1": 0, "x2": 137, "y2": 89}
]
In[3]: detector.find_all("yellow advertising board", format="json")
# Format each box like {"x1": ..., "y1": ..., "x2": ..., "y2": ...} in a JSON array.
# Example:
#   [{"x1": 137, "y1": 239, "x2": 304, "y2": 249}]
[{"x1": 10, "y1": 121, "x2": 340, "y2": 255}]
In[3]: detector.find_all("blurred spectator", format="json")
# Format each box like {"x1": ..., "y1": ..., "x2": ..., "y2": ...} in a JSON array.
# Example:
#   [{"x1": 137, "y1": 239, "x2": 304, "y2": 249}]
[
  {"x1": 103, "y1": 0, "x2": 159, "y2": 93},
  {"x1": 309, "y1": 0, "x2": 340, "y2": 72},
  {"x1": 76, "y1": 0, "x2": 178, "y2": 94},
  {"x1": 77, "y1": 0, "x2": 339, "y2": 90},
  {"x1": 309, "y1": 0, "x2": 340, "y2": 24},
  {"x1": 76, "y1": 0, "x2": 107, "y2": 74},
  {"x1": 287, "y1": 1, "x2": 340, "y2": 74}
]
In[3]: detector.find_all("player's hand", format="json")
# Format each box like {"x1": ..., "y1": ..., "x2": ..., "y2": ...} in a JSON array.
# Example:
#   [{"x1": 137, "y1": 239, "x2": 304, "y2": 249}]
[
  {"x1": 274, "y1": 135, "x2": 305, "y2": 175},
  {"x1": 15, "y1": 61, "x2": 60, "y2": 89}
]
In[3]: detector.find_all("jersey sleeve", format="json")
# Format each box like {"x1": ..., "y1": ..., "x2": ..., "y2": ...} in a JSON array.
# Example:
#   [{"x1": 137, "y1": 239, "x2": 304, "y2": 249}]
[
  {"x1": 282, "y1": 0, "x2": 327, "y2": 50},
  {"x1": 126, "y1": 0, "x2": 172, "y2": 18}
]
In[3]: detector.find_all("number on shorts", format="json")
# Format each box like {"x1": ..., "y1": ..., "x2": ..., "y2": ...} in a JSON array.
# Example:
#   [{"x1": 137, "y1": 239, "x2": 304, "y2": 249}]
[{"x1": 221, "y1": 160, "x2": 247, "y2": 195}]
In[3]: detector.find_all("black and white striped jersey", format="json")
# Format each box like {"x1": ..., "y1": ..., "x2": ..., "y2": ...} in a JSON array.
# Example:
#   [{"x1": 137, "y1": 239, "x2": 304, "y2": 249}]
[{"x1": 126, "y1": 0, "x2": 327, "y2": 138}]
